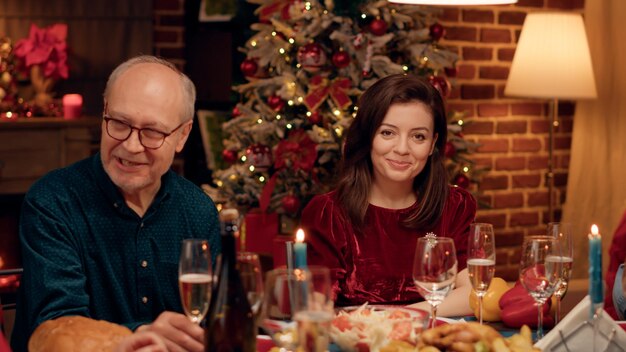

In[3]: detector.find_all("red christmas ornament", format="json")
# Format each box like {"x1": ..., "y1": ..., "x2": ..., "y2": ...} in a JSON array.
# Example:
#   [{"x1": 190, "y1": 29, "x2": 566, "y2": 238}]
[
  {"x1": 232, "y1": 106, "x2": 242, "y2": 118},
  {"x1": 428, "y1": 75, "x2": 451, "y2": 98},
  {"x1": 429, "y1": 23, "x2": 445, "y2": 41},
  {"x1": 297, "y1": 43, "x2": 327, "y2": 72},
  {"x1": 331, "y1": 50, "x2": 351, "y2": 68},
  {"x1": 267, "y1": 95, "x2": 285, "y2": 111},
  {"x1": 240, "y1": 58, "x2": 258, "y2": 77},
  {"x1": 246, "y1": 144, "x2": 272, "y2": 171},
  {"x1": 444, "y1": 141, "x2": 456, "y2": 158},
  {"x1": 369, "y1": 18, "x2": 388, "y2": 36},
  {"x1": 308, "y1": 110, "x2": 322, "y2": 124},
  {"x1": 281, "y1": 194, "x2": 301, "y2": 214},
  {"x1": 222, "y1": 149, "x2": 238, "y2": 164},
  {"x1": 453, "y1": 173, "x2": 470, "y2": 189}
]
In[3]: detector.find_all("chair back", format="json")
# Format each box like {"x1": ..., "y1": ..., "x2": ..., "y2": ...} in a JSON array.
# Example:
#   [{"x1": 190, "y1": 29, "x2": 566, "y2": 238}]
[{"x1": 0, "y1": 268, "x2": 22, "y2": 343}]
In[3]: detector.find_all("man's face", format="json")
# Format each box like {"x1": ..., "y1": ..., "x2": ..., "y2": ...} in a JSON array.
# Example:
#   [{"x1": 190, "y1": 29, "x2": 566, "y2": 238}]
[{"x1": 101, "y1": 63, "x2": 192, "y2": 198}]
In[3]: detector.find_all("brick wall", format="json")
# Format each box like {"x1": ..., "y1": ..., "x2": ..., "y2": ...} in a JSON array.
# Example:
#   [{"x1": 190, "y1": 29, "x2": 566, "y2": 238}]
[
  {"x1": 153, "y1": 0, "x2": 186, "y2": 69},
  {"x1": 440, "y1": 0, "x2": 585, "y2": 280},
  {"x1": 151, "y1": 0, "x2": 587, "y2": 280}
]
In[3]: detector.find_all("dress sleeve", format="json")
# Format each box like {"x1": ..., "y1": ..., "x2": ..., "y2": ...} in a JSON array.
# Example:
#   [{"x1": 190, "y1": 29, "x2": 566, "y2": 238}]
[
  {"x1": 443, "y1": 187, "x2": 477, "y2": 271},
  {"x1": 17, "y1": 190, "x2": 91, "y2": 341},
  {"x1": 300, "y1": 194, "x2": 351, "y2": 301}
]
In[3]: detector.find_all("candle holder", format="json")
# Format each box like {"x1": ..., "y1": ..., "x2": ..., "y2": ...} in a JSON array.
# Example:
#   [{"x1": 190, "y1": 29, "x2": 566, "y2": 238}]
[{"x1": 535, "y1": 296, "x2": 626, "y2": 352}]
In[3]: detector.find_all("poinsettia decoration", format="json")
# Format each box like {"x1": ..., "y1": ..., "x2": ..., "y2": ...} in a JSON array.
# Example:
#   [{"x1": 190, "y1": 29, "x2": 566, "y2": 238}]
[{"x1": 14, "y1": 23, "x2": 69, "y2": 80}]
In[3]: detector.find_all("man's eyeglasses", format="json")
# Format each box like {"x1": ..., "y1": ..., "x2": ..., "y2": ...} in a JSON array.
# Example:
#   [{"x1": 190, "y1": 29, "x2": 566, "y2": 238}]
[{"x1": 103, "y1": 115, "x2": 186, "y2": 149}]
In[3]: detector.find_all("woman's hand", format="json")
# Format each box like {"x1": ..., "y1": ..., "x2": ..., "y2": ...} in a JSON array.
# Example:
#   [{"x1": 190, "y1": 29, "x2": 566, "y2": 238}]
[
  {"x1": 136, "y1": 311, "x2": 204, "y2": 352},
  {"x1": 115, "y1": 331, "x2": 168, "y2": 352},
  {"x1": 409, "y1": 268, "x2": 473, "y2": 317}
]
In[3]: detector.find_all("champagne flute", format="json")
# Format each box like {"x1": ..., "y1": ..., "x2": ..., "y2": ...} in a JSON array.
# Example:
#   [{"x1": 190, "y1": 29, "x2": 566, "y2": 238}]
[
  {"x1": 292, "y1": 266, "x2": 333, "y2": 352},
  {"x1": 467, "y1": 223, "x2": 496, "y2": 325},
  {"x1": 236, "y1": 251, "x2": 264, "y2": 318},
  {"x1": 178, "y1": 238, "x2": 213, "y2": 324},
  {"x1": 547, "y1": 222, "x2": 573, "y2": 324},
  {"x1": 413, "y1": 236, "x2": 458, "y2": 329},
  {"x1": 519, "y1": 235, "x2": 560, "y2": 340}
]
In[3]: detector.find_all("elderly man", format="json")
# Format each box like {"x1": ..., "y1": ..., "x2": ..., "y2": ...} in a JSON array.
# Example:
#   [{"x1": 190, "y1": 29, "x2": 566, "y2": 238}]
[{"x1": 12, "y1": 56, "x2": 220, "y2": 352}]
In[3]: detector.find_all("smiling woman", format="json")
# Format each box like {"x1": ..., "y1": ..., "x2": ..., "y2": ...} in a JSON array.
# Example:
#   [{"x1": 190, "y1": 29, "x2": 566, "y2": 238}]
[{"x1": 300, "y1": 74, "x2": 476, "y2": 317}]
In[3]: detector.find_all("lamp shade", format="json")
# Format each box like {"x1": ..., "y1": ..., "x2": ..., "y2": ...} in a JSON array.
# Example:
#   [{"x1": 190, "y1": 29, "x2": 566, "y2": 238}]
[
  {"x1": 505, "y1": 13, "x2": 597, "y2": 99},
  {"x1": 388, "y1": 0, "x2": 516, "y2": 4}
]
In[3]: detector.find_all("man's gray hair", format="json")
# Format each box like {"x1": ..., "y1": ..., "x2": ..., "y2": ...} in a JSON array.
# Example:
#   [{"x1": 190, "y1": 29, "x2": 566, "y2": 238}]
[{"x1": 103, "y1": 55, "x2": 196, "y2": 121}]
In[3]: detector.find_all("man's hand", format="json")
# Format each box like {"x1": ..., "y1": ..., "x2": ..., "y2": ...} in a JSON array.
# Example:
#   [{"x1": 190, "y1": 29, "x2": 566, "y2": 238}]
[
  {"x1": 136, "y1": 311, "x2": 204, "y2": 352},
  {"x1": 115, "y1": 331, "x2": 168, "y2": 352}
]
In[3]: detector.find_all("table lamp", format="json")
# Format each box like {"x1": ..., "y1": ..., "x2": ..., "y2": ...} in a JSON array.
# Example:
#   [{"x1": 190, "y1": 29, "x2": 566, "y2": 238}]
[
  {"x1": 388, "y1": 0, "x2": 516, "y2": 4},
  {"x1": 505, "y1": 12, "x2": 597, "y2": 222}
]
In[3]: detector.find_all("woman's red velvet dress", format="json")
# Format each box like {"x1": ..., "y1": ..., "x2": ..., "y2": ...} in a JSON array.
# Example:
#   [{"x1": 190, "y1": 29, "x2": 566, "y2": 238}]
[{"x1": 300, "y1": 186, "x2": 476, "y2": 307}]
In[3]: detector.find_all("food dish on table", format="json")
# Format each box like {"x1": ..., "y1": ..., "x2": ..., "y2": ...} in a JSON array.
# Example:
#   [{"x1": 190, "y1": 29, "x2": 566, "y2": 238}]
[{"x1": 330, "y1": 304, "x2": 430, "y2": 352}]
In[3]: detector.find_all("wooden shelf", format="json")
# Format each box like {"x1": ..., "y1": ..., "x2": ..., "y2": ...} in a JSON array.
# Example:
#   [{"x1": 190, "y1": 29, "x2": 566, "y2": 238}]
[{"x1": 0, "y1": 117, "x2": 101, "y2": 195}]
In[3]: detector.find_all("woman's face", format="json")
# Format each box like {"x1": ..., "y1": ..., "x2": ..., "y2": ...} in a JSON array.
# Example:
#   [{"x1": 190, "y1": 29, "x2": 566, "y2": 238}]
[{"x1": 370, "y1": 102, "x2": 438, "y2": 189}]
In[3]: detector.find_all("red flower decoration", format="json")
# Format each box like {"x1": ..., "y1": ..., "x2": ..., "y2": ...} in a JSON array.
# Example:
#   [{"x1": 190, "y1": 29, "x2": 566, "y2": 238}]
[
  {"x1": 14, "y1": 23, "x2": 69, "y2": 80},
  {"x1": 274, "y1": 129, "x2": 317, "y2": 172}
]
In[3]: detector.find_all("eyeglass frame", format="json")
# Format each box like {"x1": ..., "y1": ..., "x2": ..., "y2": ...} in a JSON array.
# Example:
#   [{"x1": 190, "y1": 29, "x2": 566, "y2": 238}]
[{"x1": 102, "y1": 113, "x2": 188, "y2": 150}]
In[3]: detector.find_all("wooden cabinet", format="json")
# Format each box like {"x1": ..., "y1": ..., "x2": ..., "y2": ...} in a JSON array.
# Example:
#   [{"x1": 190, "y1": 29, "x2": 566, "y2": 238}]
[{"x1": 0, "y1": 117, "x2": 101, "y2": 195}]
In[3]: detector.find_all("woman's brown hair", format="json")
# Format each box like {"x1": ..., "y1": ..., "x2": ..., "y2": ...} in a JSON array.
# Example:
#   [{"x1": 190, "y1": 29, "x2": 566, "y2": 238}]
[{"x1": 335, "y1": 74, "x2": 449, "y2": 230}]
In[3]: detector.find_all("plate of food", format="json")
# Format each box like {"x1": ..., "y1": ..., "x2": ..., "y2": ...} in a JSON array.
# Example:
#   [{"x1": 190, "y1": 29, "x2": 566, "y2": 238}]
[{"x1": 330, "y1": 304, "x2": 432, "y2": 352}]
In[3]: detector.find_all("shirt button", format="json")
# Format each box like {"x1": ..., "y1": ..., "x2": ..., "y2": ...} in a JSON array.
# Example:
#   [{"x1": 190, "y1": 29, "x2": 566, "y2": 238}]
[
  {"x1": 142, "y1": 296, "x2": 148, "y2": 304},
  {"x1": 140, "y1": 222, "x2": 144, "y2": 228},
  {"x1": 141, "y1": 260, "x2": 148, "y2": 268},
  {"x1": 113, "y1": 203, "x2": 118, "y2": 208}
]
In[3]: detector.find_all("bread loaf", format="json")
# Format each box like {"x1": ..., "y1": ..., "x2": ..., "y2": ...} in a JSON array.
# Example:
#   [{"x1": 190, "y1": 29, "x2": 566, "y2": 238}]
[{"x1": 28, "y1": 315, "x2": 132, "y2": 352}]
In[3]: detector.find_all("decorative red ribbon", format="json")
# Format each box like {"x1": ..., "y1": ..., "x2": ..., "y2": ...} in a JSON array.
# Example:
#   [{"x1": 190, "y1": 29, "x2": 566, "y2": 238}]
[
  {"x1": 258, "y1": 0, "x2": 293, "y2": 22},
  {"x1": 304, "y1": 76, "x2": 352, "y2": 111},
  {"x1": 259, "y1": 173, "x2": 278, "y2": 213}
]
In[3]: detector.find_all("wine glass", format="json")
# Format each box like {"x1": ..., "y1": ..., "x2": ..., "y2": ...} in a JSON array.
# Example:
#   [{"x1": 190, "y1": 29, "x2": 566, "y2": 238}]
[
  {"x1": 519, "y1": 235, "x2": 560, "y2": 340},
  {"x1": 258, "y1": 267, "x2": 310, "y2": 351},
  {"x1": 259, "y1": 266, "x2": 332, "y2": 352},
  {"x1": 413, "y1": 236, "x2": 458, "y2": 329},
  {"x1": 547, "y1": 222, "x2": 573, "y2": 324},
  {"x1": 178, "y1": 238, "x2": 213, "y2": 324},
  {"x1": 467, "y1": 223, "x2": 496, "y2": 325},
  {"x1": 236, "y1": 251, "x2": 264, "y2": 318},
  {"x1": 291, "y1": 266, "x2": 333, "y2": 352}
]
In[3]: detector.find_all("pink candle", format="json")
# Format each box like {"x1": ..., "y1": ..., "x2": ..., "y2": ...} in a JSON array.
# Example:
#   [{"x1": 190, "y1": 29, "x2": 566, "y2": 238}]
[{"x1": 62, "y1": 94, "x2": 83, "y2": 119}]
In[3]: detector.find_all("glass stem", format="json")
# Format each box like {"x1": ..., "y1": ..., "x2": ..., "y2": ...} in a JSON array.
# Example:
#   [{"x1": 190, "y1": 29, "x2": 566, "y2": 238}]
[
  {"x1": 478, "y1": 295, "x2": 484, "y2": 325},
  {"x1": 431, "y1": 304, "x2": 438, "y2": 329},
  {"x1": 537, "y1": 302, "x2": 544, "y2": 340},
  {"x1": 555, "y1": 294, "x2": 561, "y2": 325}
]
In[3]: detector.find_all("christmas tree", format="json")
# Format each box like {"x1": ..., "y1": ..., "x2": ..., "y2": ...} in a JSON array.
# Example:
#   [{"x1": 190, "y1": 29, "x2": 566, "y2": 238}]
[{"x1": 211, "y1": 0, "x2": 480, "y2": 217}]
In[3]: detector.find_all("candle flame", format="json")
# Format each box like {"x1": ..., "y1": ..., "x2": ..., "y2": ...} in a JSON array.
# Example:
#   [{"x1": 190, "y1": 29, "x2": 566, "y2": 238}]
[
  {"x1": 591, "y1": 224, "x2": 599, "y2": 236},
  {"x1": 296, "y1": 228, "x2": 305, "y2": 243}
]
